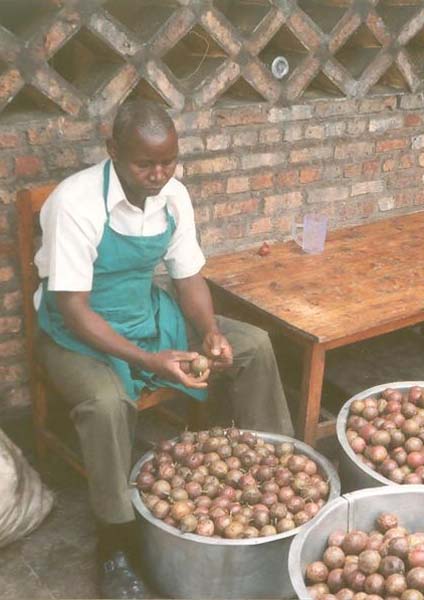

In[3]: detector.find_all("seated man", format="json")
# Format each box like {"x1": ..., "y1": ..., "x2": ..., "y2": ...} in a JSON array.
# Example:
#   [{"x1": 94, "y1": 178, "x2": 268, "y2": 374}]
[{"x1": 35, "y1": 98, "x2": 294, "y2": 599}]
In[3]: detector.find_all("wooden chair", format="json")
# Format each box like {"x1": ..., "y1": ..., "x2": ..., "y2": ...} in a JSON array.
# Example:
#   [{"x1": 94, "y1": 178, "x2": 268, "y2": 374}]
[{"x1": 16, "y1": 185, "x2": 205, "y2": 478}]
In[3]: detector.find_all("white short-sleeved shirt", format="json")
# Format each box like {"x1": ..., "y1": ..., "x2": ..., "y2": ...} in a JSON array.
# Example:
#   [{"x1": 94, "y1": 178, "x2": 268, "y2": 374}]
[{"x1": 34, "y1": 159, "x2": 205, "y2": 304}]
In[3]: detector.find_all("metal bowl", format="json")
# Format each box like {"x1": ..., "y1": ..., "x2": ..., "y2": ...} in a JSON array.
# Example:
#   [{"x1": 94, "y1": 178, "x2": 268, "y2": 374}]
[
  {"x1": 130, "y1": 431, "x2": 340, "y2": 599},
  {"x1": 336, "y1": 381, "x2": 424, "y2": 492},
  {"x1": 289, "y1": 485, "x2": 424, "y2": 599}
]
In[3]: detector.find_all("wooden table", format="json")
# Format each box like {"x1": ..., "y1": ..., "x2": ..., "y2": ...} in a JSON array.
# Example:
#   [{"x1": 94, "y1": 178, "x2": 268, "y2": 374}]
[{"x1": 204, "y1": 212, "x2": 424, "y2": 446}]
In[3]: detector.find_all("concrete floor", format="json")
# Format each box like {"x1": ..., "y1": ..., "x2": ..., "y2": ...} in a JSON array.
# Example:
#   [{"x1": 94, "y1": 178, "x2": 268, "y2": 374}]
[{"x1": 1, "y1": 326, "x2": 424, "y2": 599}]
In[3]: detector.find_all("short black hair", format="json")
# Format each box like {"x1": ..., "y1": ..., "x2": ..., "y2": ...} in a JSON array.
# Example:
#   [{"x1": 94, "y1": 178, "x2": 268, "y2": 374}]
[{"x1": 112, "y1": 99, "x2": 175, "y2": 148}]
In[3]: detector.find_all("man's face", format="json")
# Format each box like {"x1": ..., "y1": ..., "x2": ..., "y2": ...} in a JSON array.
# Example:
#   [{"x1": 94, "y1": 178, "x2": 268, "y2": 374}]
[{"x1": 109, "y1": 126, "x2": 178, "y2": 199}]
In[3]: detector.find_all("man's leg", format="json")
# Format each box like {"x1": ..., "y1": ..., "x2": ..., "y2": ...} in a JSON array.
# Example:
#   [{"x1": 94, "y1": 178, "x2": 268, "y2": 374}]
[
  {"x1": 189, "y1": 316, "x2": 294, "y2": 436},
  {"x1": 39, "y1": 333, "x2": 149, "y2": 599}
]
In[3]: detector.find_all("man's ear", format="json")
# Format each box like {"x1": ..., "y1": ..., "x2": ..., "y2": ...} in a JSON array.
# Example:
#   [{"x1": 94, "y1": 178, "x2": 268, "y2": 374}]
[{"x1": 106, "y1": 138, "x2": 117, "y2": 160}]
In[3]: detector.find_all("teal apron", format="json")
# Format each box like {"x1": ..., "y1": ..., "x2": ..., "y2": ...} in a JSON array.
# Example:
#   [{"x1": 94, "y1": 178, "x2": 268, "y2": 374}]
[{"x1": 38, "y1": 159, "x2": 206, "y2": 402}]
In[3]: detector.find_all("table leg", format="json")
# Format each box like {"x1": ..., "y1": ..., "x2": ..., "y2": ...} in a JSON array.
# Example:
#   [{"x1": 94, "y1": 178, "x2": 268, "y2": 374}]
[{"x1": 296, "y1": 343, "x2": 326, "y2": 446}]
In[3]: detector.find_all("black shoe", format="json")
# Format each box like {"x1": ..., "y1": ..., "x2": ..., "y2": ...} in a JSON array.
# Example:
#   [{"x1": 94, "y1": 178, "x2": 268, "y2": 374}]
[{"x1": 99, "y1": 549, "x2": 153, "y2": 599}]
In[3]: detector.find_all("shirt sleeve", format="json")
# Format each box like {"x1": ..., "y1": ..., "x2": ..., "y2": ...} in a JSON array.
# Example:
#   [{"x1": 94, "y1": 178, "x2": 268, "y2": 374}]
[
  {"x1": 163, "y1": 183, "x2": 206, "y2": 279},
  {"x1": 38, "y1": 188, "x2": 100, "y2": 291}
]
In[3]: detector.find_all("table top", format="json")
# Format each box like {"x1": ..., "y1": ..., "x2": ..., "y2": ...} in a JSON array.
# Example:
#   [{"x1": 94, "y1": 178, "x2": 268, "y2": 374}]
[{"x1": 204, "y1": 212, "x2": 424, "y2": 346}]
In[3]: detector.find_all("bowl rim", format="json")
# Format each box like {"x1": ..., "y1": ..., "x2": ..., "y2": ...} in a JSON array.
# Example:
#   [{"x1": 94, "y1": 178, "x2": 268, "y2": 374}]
[
  {"x1": 130, "y1": 430, "x2": 341, "y2": 547},
  {"x1": 336, "y1": 380, "x2": 424, "y2": 486}
]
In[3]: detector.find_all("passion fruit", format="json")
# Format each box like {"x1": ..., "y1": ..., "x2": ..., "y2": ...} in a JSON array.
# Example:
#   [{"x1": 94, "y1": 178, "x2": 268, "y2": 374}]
[{"x1": 191, "y1": 355, "x2": 209, "y2": 377}]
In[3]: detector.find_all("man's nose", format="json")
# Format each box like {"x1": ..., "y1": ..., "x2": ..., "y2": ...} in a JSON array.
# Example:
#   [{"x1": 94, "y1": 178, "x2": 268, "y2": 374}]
[{"x1": 150, "y1": 164, "x2": 165, "y2": 181}]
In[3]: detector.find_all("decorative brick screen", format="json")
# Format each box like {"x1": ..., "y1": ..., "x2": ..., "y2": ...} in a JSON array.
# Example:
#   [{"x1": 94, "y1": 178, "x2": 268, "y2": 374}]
[
  {"x1": 2, "y1": 0, "x2": 424, "y2": 415},
  {"x1": 1, "y1": 0, "x2": 424, "y2": 117}
]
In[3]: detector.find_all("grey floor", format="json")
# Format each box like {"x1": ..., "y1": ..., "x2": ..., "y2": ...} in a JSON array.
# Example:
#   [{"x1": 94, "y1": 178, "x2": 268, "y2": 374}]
[{"x1": 1, "y1": 326, "x2": 424, "y2": 599}]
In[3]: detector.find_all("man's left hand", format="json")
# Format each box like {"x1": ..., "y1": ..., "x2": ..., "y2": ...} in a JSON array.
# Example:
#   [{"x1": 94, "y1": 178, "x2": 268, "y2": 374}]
[{"x1": 202, "y1": 330, "x2": 233, "y2": 372}]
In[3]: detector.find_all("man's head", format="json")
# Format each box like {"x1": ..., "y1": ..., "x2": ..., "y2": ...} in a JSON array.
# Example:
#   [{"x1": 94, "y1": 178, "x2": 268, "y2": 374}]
[{"x1": 107, "y1": 99, "x2": 178, "y2": 203}]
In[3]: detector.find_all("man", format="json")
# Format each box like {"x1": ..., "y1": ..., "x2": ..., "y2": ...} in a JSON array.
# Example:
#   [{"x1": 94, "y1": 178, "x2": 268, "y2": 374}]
[{"x1": 35, "y1": 99, "x2": 293, "y2": 599}]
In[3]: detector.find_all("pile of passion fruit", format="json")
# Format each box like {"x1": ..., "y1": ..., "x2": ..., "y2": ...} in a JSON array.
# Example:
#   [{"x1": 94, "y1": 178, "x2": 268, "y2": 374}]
[
  {"x1": 305, "y1": 512, "x2": 424, "y2": 600},
  {"x1": 345, "y1": 387, "x2": 424, "y2": 485},
  {"x1": 136, "y1": 427, "x2": 330, "y2": 539}
]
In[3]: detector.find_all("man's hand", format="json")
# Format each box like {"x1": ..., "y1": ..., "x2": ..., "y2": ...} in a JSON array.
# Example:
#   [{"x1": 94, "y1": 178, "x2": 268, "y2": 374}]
[
  {"x1": 142, "y1": 350, "x2": 210, "y2": 389},
  {"x1": 202, "y1": 330, "x2": 233, "y2": 372}
]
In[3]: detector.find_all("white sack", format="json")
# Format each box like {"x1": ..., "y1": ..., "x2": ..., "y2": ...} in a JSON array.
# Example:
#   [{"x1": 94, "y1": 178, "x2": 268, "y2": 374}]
[{"x1": 0, "y1": 427, "x2": 54, "y2": 548}]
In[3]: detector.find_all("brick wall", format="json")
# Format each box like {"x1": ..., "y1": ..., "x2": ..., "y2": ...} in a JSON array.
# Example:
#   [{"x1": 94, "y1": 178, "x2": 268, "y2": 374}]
[{"x1": 2, "y1": 0, "x2": 424, "y2": 416}]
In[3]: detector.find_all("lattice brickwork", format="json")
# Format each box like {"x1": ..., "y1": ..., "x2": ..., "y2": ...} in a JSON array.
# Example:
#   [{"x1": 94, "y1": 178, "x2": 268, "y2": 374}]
[{"x1": 1, "y1": 0, "x2": 424, "y2": 121}]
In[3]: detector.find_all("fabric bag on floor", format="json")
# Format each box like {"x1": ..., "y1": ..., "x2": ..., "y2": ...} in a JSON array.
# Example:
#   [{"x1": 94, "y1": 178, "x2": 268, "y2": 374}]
[{"x1": 0, "y1": 427, "x2": 54, "y2": 548}]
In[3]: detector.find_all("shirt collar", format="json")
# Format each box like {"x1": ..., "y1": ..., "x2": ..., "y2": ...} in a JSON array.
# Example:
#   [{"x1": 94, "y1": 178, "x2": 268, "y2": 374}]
[{"x1": 107, "y1": 160, "x2": 168, "y2": 215}]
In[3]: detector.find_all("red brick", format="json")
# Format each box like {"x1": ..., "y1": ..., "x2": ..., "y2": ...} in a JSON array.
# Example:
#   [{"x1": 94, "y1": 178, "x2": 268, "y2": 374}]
[
  {"x1": 227, "y1": 177, "x2": 249, "y2": 194},
  {"x1": 232, "y1": 131, "x2": 257, "y2": 147},
  {"x1": 378, "y1": 196, "x2": 395, "y2": 211},
  {"x1": 414, "y1": 191, "x2": 424, "y2": 206},
  {"x1": 264, "y1": 192, "x2": 303, "y2": 213},
  {"x1": 180, "y1": 136, "x2": 205, "y2": 154},
  {"x1": 194, "y1": 205, "x2": 210, "y2": 224},
  {"x1": 0, "y1": 339, "x2": 24, "y2": 358},
  {"x1": 60, "y1": 121, "x2": 95, "y2": 141},
  {"x1": 3, "y1": 385, "x2": 31, "y2": 409},
  {"x1": 382, "y1": 158, "x2": 395, "y2": 172},
  {"x1": 376, "y1": 138, "x2": 409, "y2": 153},
  {"x1": 362, "y1": 160, "x2": 380, "y2": 177},
  {"x1": 226, "y1": 222, "x2": 246, "y2": 239},
  {"x1": 249, "y1": 173, "x2": 273, "y2": 191},
  {"x1": 1, "y1": 290, "x2": 21, "y2": 312},
  {"x1": 0, "y1": 131, "x2": 20, "y2": 148},
  {"x1": 215, "y1": 106, "x2": 266, "y2": 127},
  {"x1": 299, "y1": 166, "x2": 321, "y2": 184},
  {"x1": 0, "y1": 316, "x2": 21, "y2": 334},
  {"x1": 290, "y1": 145, "x2": 332, "y2": 164},
  {"x1": 15, "y1": 155, "x2": 43, "y2": 177},
  {"x1": 277, "y1": 170, "x2": 298, "y2": 187},
  {"x1": 274, "y1": 216, "x2": 291, "y2": 234},
  {"x1": 0, "y1": 364, "x2": 25, "y2": 383},
  {"x1": 335, "y1": 142, "x2": 374, "y2": 160},
  {"x1": 404, "y1": 113, "x2": 422, "y2": 127},
  {"x1": 388, "y1": 170, "x2": 421, "y2": 189},
  {"x1": 201, "y1": 179, "x2": 226, "y2": 197},
  {"x1": 395, "y1": 191, "x2": 414, "y2": 209},
  {"x1": 308, "y1": 185, "x2": 349, "y2": 203},
  {"x1": 399, "y1": 153, "x2": 415, "y2": 169},
  {"x1": 259, "y1": 128, "x2": 282, "y2": 144},
  {"x1": 249, "y1": 217, "x2": 272, "y2": 235},
  {"x1": 0, "y1": 265, "x2": 13, "y2": 283},
  {"x1": 27, "y1": 124, "x2": 57, "y2": 145},
  {"x1": 0, "y1": 159, "x2": 12, "y2": 178},
  {"x1": 241, "y1": 152, "x2": 286, "y2": 170},
  {"x1": 200, "y1": 227, "x2": 223, "y2": 247},
  {"x1": 174, "y1": 111, "x2": 212, "y2": 133},
  {"x1": 48, "y1": 147, "x2": 79, "y2": 169},
  {"x1": 343, "y1": 164, "x2": 362, "y2": 178},
  {"x1": 214, "y1": 198, "x2": 259, "y2": 219},
  {"x1": 0, "y1": 189, "x2": 15, "y2": 204},
  {"x1": 351, "y1": 180, "x2": 384, "y2": 196},
  {"x1": 186, "y1": 156, "x2": 237, "y2": 176}
]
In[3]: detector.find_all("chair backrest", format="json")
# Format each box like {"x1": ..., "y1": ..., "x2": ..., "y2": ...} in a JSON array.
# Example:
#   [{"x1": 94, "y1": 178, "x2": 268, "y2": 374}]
[{"x1": 16, "y1": 184, "x2": 56, "y2": 370}]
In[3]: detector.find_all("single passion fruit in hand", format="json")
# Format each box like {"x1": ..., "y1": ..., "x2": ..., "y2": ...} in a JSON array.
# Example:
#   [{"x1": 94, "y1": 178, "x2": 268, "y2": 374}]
[{"x1": 191, "y1": 355, "x2": 209, "y2": 377}]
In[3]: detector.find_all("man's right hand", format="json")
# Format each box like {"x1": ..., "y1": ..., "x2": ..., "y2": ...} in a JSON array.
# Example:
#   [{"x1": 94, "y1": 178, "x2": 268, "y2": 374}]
[{"x1": 141, "y1": 350, "x2": 210, "y2": 389}]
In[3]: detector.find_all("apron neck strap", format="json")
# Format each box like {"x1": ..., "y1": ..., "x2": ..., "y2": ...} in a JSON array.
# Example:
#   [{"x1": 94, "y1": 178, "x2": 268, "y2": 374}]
[{"x1": 103, "y1": 159, "x2": 111, "y2": 218}]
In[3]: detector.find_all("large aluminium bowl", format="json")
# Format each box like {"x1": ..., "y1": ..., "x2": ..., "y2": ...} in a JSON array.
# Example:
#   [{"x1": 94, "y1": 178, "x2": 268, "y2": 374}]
[
  {"x1": 336, "y1": 381, "x2": 424, "y2": 492},
  {"x1": 289, "y1": 485, "x2": 424, "y2": 599},
  {"x1": 130, "y1": 431, "x2": 340, "y2": 599}
]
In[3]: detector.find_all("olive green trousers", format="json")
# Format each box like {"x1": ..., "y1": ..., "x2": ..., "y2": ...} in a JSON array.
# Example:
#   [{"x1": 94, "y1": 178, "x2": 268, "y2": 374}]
[{"x1": 39, "y1": 316, "x2": 293, "y2": 524}]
